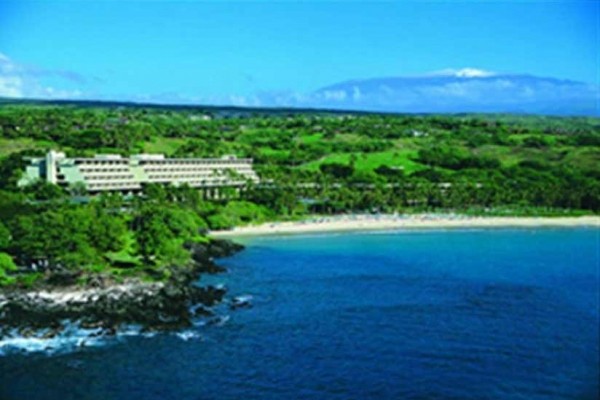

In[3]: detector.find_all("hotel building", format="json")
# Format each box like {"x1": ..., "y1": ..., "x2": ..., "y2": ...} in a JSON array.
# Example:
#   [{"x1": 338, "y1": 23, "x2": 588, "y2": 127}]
[{"x1": 19, "y1": 150, "x2": 259, "y2": 193}]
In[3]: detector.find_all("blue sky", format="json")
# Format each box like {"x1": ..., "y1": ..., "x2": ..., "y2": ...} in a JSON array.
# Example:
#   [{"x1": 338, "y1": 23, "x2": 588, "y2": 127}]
[{"x1": 0, "y1": 0, "x2": 598, "y2": 111}]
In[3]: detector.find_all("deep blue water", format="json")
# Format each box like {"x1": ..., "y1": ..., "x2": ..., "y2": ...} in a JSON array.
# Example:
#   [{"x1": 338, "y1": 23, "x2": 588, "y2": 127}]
[{"x1": 1, "y1": 228, "x2": 599, "y2": 400}]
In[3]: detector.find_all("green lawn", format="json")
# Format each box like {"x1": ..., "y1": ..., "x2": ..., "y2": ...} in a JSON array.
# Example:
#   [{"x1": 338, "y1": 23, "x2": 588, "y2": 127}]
[
  {"x1": 258, "y1": 147, "x2": 291, "y2": 156},
  {"x1": 142, "y1": 137, "x2": 188, "y2": 155},
  {"x1": 560, "y1": 147, "x2": 600, "y2": 172},
  {"x1": 297, "y1": 133, "x2": 324, "y2": 144},
  {"x1": 299, "y1": 149, "x2": 425, "y2": 174},
  {"x1": 507, "y1": 133, "x2": 558, "y2": 146},
  {"x1": 473, "y1": 145, "x2": 524, "y2": 167},
  {"x1": 0, "y1": 138, "x2": 54, "y2": 157}
]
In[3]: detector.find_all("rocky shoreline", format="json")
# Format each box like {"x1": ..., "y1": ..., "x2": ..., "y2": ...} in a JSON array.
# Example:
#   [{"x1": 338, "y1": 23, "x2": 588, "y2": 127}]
[{"x1": 0, "y1": 239, "x2": 244, "y2": 341}]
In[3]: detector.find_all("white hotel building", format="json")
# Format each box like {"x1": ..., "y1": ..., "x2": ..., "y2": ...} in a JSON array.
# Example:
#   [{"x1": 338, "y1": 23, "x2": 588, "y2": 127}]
[{"x1": 19, "y1": 150, "x2": 259, "y2": 194}]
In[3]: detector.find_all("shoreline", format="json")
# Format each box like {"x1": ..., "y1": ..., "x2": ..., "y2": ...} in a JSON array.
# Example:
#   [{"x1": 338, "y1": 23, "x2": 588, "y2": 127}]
[
  {"x1": 210, "y1": 214, "x2": 600, "y2": 237},
  {"x1": 0, "y1": 239, "x2": 244, "y2": 351}
]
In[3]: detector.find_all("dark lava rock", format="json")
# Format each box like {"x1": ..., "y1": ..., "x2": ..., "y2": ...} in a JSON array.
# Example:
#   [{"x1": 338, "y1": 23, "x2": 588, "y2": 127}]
[
  {"x1": 80, "y1": 320, "x2": 104, "y2": 330},
  {"x1": 19, "y1": 327, "x2": 36, "y2": 338},
  {"x1": 195, "y1": 258, "x2": 227, "y2": 274},
  {"x1": 206, "y1": 315, "x2": 229, "y2": 326},
  {"x1": 185, "y1": 239, "x2": 244, "y2": 274},
  {"x1": 41, "y1": 325, "x2": 64, "y2": 339},
  {"x1": 208, "y1": 239, "x2": 245, "y2": 259},
  {"x1": 0, "y1": 239, "x2": 245, "y2": 334},
  {"x1": 87, "y1": 275, "x2": 109, "y2": 289},
  {"x1": 0, "y1": 282, "x2": 226, "y2": 332},
  {"x1": 190, "y1": 285, "x2": 227, "y2": 307},
  {"x1": 45, "y1": 271, "x2": 81, "y2": 287},
  {"x1": 192, "y1": 305, "x2": 214, "y2": 317}
]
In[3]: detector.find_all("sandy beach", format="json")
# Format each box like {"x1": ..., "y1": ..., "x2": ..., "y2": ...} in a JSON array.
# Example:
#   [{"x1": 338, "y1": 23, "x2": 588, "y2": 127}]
[{"x1": 210, "y1": 214, "x2": 600, "y2": 237}]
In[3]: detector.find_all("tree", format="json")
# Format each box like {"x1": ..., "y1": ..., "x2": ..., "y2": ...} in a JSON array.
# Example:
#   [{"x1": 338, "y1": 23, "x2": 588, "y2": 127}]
[
  {"x1": 0, "y1": 221, "x2": 10, "y2": 250},
  {"x1": 68, "y1": 181, "x2": 88, "y2": 197},
  {"x1": 142, "y1": 183, "x2": 169, "y2": 203},
  {"x1": 0, "y1": 151, "x2": 33, "y2": 190},
  {"x1": 319, "y1": 163, "x2": 354, "y2": 180},
  {"x1": 0, "y1": 191, "x2": 32, "y2": 223},
  {"x1": 522, "y1": 136, "x2": 549, "y2": 148},
  {"x1": 9, "y1": 204, "x2": 125, "y2": 270},
  {"x1": 0, "y1": 252, "x2": 17, "y2": 286},
  {"x1": 131, "y1": 203, "x2": 197, "y2": 265},
  {"x1": 88, "y1": 205, "x2": 128, "y2": 253},
  {"x1": 375, "y1": 165, "x2": 405, "y2": 181},
  {"x1": 23, "y1": 180, "x2": 66, "y2": 201}
]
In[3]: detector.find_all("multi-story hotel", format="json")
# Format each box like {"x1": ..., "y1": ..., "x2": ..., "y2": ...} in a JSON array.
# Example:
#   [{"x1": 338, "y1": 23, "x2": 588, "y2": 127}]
[{"x1": 19, "y1": 150, "x2": 259, "y2": 193}]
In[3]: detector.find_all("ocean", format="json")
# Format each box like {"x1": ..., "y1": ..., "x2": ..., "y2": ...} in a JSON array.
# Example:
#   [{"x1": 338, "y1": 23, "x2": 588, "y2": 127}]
[{"x1": 1, "y1": 228, "x2": 599, "y2": 400}]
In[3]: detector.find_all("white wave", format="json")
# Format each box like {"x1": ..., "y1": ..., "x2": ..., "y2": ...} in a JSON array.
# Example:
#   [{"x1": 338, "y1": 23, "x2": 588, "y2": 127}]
[
  {"x1": 233, "y1": 294, "x2": 253, "y2": 303},
  {"x1": 0, "y1": 323, "x2": 109, "y2": 356},
  {"x1": 207, "y1": 315, "x2": 230, "y2": 327},
  {"x1": 175, "y1": 330, "x2": 202, "y2": 341},
  {"x1": 0, "y1": 319, "x2": 221, "y2": 356},
  {"x1": 118, "y1": 324, "x2": 143, "y2": 337}
]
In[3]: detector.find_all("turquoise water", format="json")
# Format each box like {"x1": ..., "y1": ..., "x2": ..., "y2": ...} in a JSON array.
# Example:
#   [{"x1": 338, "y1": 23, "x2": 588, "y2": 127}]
[{"x1": 1, "y1": 228, "x2": 599, "y2": 399}]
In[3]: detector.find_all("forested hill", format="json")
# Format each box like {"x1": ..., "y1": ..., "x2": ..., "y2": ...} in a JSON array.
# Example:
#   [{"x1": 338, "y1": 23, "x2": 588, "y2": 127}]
[{"x1": 0, "y1": 98, "x2": 374, "y2": 118}]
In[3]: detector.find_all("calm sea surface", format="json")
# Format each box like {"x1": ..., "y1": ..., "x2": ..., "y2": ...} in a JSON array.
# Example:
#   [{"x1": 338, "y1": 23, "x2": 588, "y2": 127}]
[{"x1": 1, "y1": 228, "x2": 599, "y2": 400}]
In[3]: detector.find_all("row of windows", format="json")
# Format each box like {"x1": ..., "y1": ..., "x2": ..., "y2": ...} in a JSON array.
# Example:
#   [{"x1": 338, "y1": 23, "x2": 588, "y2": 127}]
[
  {"x1": 73, "y1": 160, "x2": 129, "y2": 166},
  {"x1": 139, "y1": 160, "x2": 250, "y2": 166},
  {"x1": 84, "y1": 174, "x2": 135, "y2": 181},
  {"x1": 147, "y1": 175, "x2": 230, "y2": 182},
  {"x1": 88, "y1": 182, "x2": 141, "y2": 189},
  {"x1": 147, "y1": 172, "x2": 226, "y2": 179},
  {"x1": 77, "y1": 167, "x2": 131, "y2": 173},
  {"x1": 85, "y1": 180, "x2": 245, "y2": 190},
  {"x1": 146, "y1": 173, "x2": 255, "y2": 180},
  {"x1": 142, "y1": 166, "x2": 251, "y2": 172},
  {"x1": 71, "y1": 159, "x2": 252, "y2": 166},
  {"x1": 186, "y1": 181, "x2": 245, "y2": 187},
  {"x1": 146, "y1": 179, "x2": 243, "y2": 187},
  {"x1": 75, "y1": 166, "x2": 253, "y2": 174}
]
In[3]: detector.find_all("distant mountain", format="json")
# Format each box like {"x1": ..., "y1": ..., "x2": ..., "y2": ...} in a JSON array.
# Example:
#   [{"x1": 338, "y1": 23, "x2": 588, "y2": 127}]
[
  {"x1": 309, "y1": 69, "x2": 599, "y2": 116},
  {"x1": 2, "y1": 68, "x2": 598, "y2": 116}
]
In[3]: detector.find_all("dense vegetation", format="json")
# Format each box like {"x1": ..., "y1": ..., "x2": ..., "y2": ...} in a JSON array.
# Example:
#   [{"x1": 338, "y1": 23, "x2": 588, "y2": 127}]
[{"x1": 0, "y1": 102, "x2": 598, "y2": 287}]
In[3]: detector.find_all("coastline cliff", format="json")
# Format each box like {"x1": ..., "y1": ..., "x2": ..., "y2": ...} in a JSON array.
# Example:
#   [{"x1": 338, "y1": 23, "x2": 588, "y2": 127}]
[{"x1": 0, "y1": 239, "x2": 244, "y2": 340}]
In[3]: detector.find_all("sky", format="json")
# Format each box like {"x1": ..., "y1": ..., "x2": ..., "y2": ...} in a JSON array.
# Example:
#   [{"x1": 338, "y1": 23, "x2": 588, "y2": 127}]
[{"x1": 0, "y1": 0, "x2": 598, "y2": 112}]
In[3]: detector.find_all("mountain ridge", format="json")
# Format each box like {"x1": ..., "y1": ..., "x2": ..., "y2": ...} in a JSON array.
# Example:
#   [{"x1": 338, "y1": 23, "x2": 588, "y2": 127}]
[
  {"x1": 1, "y1": 70, "x2": 598, "y2": 117},
  {"x1": 311, "y1": 72, "x2": 599, "y2": 116}
]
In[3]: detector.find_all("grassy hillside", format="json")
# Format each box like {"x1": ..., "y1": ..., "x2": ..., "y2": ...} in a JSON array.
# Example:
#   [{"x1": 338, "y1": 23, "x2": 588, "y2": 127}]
[{"x1": 0, "y1": 103, "x2": 598, "y2": 180}]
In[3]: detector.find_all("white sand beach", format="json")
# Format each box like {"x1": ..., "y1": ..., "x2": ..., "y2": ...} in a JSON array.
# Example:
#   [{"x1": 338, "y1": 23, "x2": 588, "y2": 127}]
[{"x1": 210, "y1": 214, "x2": 600, "y2": 237}]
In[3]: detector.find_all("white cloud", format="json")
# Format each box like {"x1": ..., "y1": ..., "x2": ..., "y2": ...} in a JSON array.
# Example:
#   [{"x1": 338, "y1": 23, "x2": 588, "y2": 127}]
[
  {"x1": 431, "y1": 67, "x2": 496, "y2": 78},
  {"x1": 352, "y1": 86, "x2": 362, "y2": 101},
  {"x1": 422, "y1": 82, "x2": 472, "y2": 98},
  {"x1": 321, "y1": 90, "x2": 347, "y2": 101},
  {"x1": 0, "y1": 75, "x2": 24, "y2": 98},
  {"x1": 227, "y1": 94, "x2": 261, "y2": 107},
  {"x1": 0, "y1": 52, "x2": 84, "y2": 99}
]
